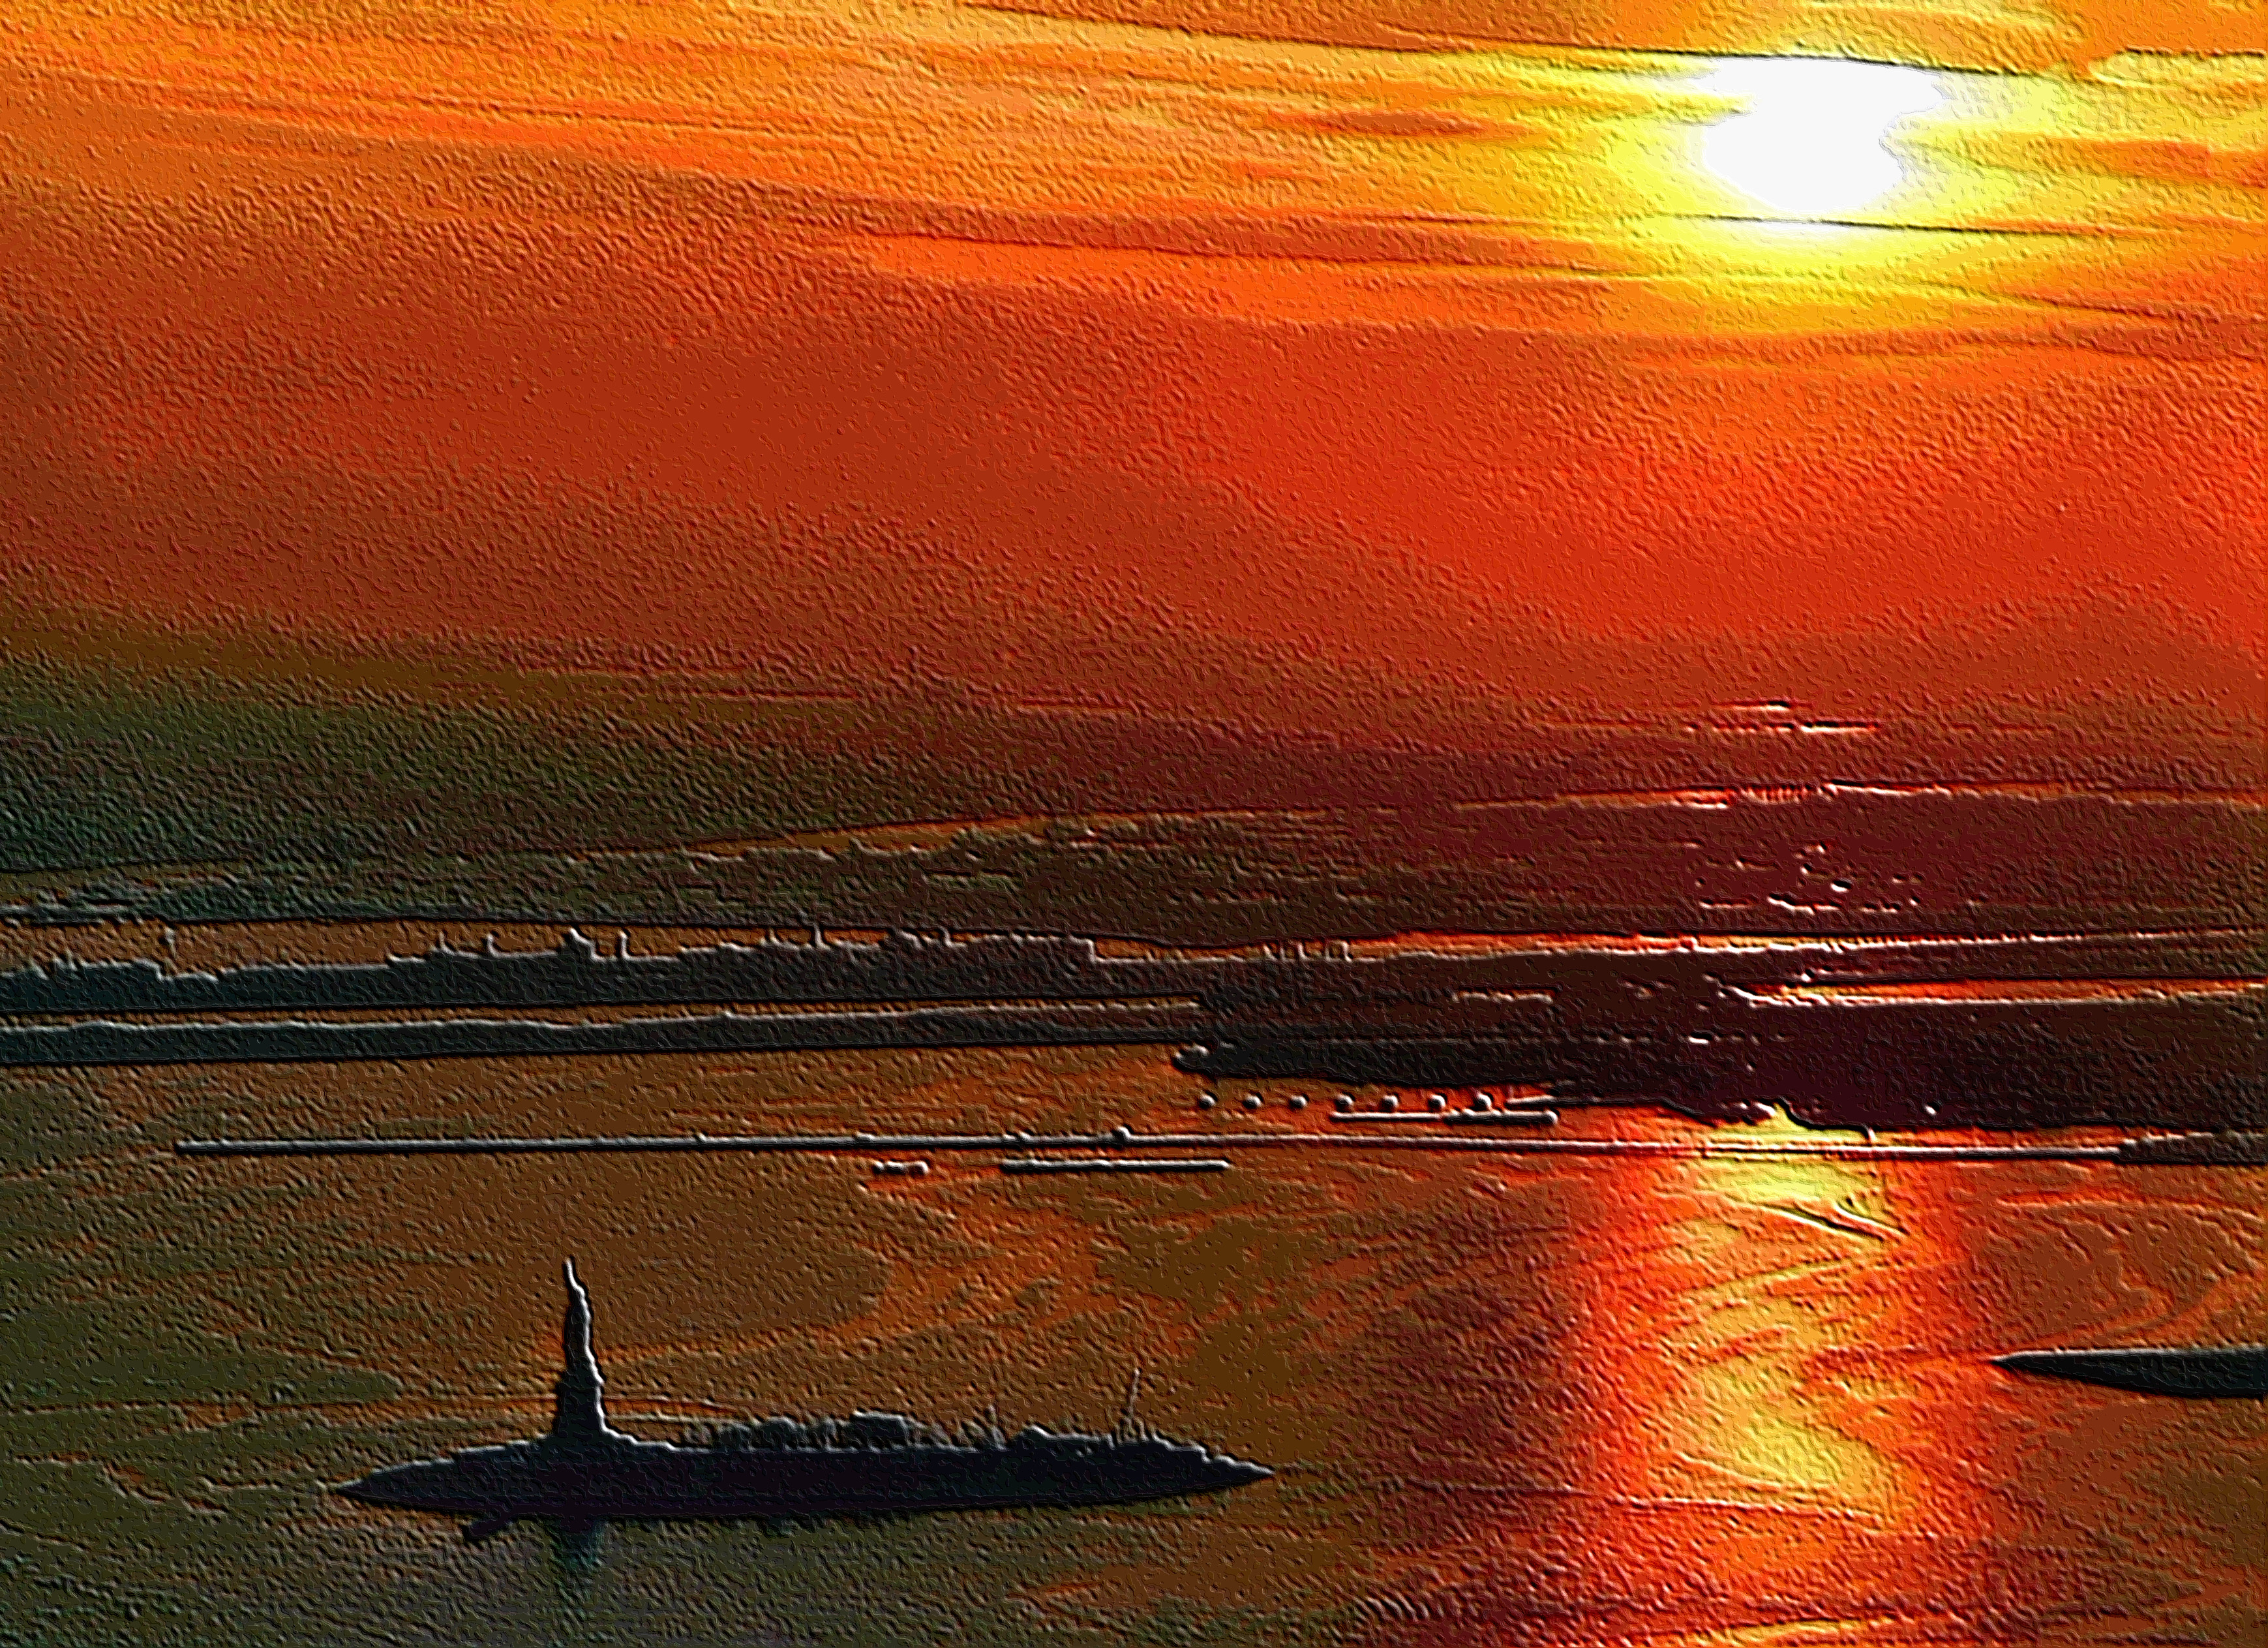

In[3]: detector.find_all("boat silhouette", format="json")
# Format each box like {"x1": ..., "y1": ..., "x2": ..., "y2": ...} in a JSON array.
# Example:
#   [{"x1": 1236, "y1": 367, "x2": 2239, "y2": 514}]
[
  {"x1": 337, "y1": 1263, "x2": 1271, "y2": 1547},
  {"x1": 1992, "y1": 1344, "x2": 2268, "y2": 1399}
]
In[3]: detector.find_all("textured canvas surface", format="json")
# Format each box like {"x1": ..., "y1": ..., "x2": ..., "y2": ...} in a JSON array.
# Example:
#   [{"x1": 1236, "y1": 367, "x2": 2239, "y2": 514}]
[{"x1": 0, "y1": 0, "x2": 2261, "y2": 1640}]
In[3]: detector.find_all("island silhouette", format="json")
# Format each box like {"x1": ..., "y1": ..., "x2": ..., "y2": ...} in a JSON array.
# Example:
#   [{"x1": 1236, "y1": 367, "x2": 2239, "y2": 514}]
[{"x1": 337, "y1": 1264, "x2": 1271, "y2": 1552}]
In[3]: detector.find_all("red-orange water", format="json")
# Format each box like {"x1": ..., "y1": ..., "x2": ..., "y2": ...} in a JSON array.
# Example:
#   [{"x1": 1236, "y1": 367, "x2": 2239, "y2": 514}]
[{"x1": 12, "y1": 1042, "x2": 2256, "y2": 1643}]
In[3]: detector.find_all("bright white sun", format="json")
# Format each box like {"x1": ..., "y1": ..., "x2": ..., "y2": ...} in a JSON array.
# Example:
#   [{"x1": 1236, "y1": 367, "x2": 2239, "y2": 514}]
[{"x1": 1695, "y1": 58, "x2": 1943, "y2": 219}]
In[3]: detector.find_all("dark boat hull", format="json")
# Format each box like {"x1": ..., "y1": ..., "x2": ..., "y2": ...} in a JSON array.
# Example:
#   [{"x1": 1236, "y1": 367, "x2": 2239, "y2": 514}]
[{"x1": 1993, "y1": 1345, "x2": 2268, "y2": 1399}]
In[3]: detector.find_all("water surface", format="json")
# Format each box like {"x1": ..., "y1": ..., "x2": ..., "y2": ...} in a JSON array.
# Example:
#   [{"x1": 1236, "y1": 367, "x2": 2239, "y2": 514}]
[{"x1": 3, "y1": 1047, "x2": 2260, "y2": 1644}]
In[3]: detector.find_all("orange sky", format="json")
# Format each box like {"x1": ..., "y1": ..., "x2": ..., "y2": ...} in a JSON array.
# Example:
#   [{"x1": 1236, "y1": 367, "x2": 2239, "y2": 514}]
[{"x1": 0, "y1": 0, "x2": 2260, "y2": 755}]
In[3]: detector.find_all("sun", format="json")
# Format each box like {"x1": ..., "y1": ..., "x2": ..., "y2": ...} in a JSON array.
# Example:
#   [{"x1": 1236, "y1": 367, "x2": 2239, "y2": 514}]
[{"x1": 1695, "y1": 57, "x2": 1944, "y2": 219}]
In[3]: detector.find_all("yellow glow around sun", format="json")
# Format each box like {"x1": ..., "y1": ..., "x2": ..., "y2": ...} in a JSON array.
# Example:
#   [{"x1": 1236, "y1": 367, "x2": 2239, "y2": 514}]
[{"x1": 1696, "y1": 58, "x2": 1944, "y2": 218}]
